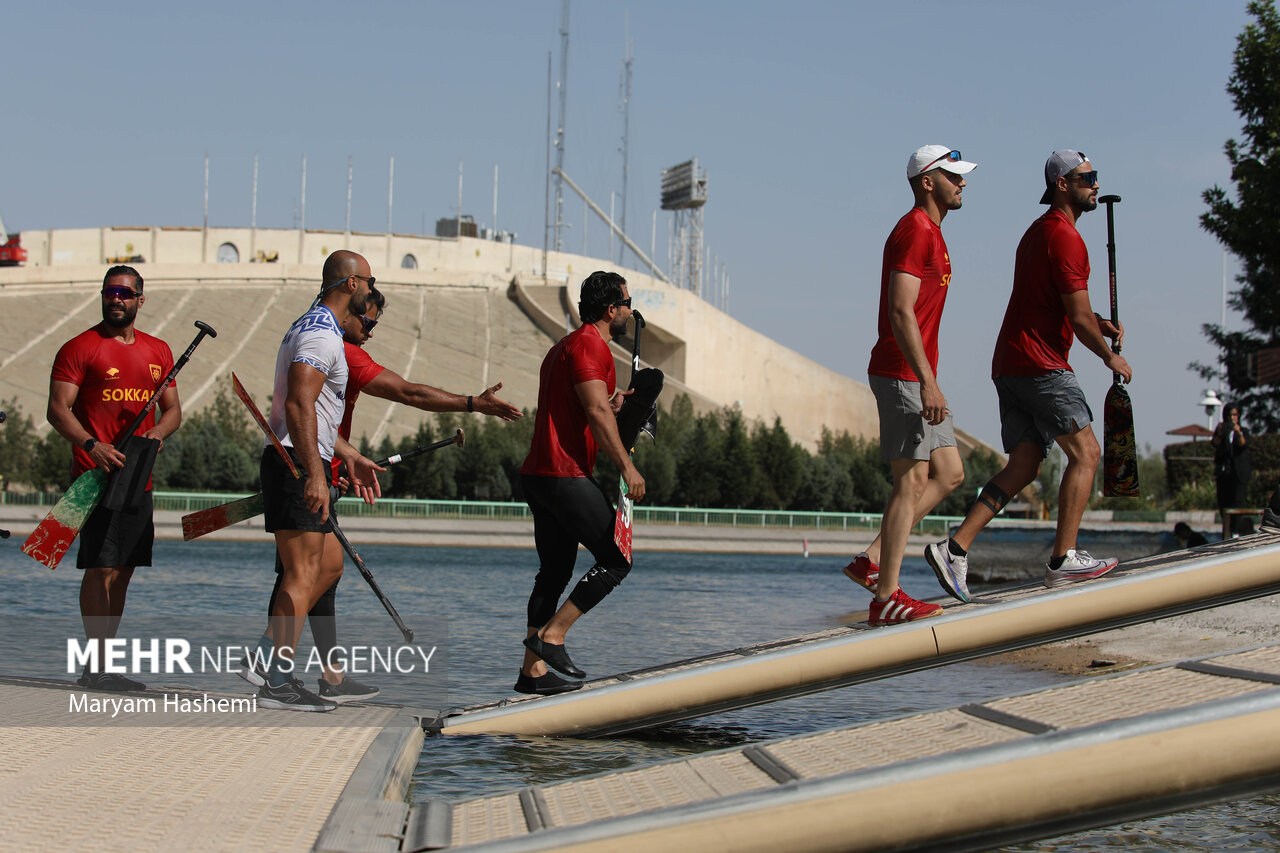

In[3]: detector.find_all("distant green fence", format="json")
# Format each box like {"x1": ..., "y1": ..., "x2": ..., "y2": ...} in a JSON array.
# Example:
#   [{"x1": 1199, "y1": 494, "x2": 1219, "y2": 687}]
[{"x1": 0, "y1": 490, "x2": 961, "y2": 536}]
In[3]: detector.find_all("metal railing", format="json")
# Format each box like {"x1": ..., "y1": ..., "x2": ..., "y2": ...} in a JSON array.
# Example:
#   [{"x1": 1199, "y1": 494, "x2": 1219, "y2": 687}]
[{"x1": 0, "y1": 489, "x2": 960, "y2": 535}]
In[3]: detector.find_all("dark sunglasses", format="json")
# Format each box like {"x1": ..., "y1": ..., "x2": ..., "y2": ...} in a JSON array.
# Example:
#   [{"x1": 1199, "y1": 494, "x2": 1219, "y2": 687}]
[
  {"x1": 921, "y1": 149, "x2": 962, "y2": 172},
  {"x1": 354, "y1": 274, "x2": 376, "y2": 288},
  {"x1": 101, "y1": 286, "x2": 140, "y2": 301},
  {"x1": 613, "y1": 297, "x2": 632, "y2": 309},
  {"x1": 1066, "y1": 170, "x2": 1099, "y2": 186},
  {"x1": 359, "y1": 314, "x2": 379, "y2": 334}
]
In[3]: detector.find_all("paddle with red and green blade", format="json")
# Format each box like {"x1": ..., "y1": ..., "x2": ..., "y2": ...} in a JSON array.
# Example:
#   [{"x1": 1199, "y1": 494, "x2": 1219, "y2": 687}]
[{"x1": 22, "y1": 321, "x2": 217, "y2": 569}]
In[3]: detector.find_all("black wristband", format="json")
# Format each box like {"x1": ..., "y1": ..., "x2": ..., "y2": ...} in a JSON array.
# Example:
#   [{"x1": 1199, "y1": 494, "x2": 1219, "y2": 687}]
[
  {"x1": 83, "y1": 438, "x2": 97, "y2": 453},
  {"x1": 467, "y1": 395, "x2": 474, "y2": 413}
]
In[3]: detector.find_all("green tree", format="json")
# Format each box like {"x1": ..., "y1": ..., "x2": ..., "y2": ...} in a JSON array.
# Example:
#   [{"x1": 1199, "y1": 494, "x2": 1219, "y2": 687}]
[
  {"x1": 1199, "y1": 0, "x2": 1280, "y2": 429},
  {"x1": 153, "y1": 380, "x2": 259, "y2": 491},
  {"x1": 0, "y1": 398, "x2": 37, "y2": 489},
  {"x1": 751, "y1": 417, "x2": 803, "y2": 510}
]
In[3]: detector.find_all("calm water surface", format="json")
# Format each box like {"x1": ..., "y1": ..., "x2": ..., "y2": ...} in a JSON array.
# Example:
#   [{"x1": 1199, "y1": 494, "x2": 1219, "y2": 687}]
[{"x1": 2, "y1": 539, "x2": 1276, "y2": 850}]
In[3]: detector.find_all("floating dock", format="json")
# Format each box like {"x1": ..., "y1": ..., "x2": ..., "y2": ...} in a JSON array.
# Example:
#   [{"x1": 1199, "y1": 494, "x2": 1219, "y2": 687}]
[
  {"x1": 0, "y1": 676, "x2": 421, "y2": 853},
  {"x1": 396, "y1": 643, "x2": 1280, "y2": 852},
  {"x1": 432, "y1": 533, "x2": 1280, "y2": 738}
]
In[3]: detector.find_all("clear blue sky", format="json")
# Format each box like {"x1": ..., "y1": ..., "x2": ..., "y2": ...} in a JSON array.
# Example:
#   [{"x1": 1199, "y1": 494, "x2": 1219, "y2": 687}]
[{"x1": 1, "y1": 1, "x2": 1254, "y2": 455}]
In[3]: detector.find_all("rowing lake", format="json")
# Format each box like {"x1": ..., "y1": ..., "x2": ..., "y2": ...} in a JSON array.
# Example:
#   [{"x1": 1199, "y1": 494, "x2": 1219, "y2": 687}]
[{"x1": 2, "y1": 539, "x2": 1277, "y2": 851}]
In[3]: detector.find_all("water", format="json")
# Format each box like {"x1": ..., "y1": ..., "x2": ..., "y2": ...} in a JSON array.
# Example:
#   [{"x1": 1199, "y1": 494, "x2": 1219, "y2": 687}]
[{"x1": 2, "y1": 539, "x2": 1276, "y2": 850}]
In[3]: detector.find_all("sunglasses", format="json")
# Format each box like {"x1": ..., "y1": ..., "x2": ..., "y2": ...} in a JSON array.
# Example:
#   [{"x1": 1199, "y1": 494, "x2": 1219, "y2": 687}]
[
  {"x1": 354, "y1": 274, "x2": 376, "y2": 288},
  {"x1": 1066, "y1": 170, "x2": 1099, "y2": 186},
  {"x1": 920, "y1": 149, "x2": 962, "y2": 173},
  {"x1": 359, "y1": 314, "x2": 379, "y2": 334},
  {"x1": 101, "y1": 286, "x2": 140, "y2": 301},
  {"x1": 613, "y1": 298, "x2": 632, "y2": 309}
]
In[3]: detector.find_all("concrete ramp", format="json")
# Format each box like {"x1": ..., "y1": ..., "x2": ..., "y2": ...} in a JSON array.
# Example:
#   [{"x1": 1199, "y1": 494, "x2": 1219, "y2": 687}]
[
  {"x1": 399, "y1": 644, "x2": 1280, "y2": 852},
  {"x1": 430, "y1": 533, "x2": 1280, "y2": 738}
]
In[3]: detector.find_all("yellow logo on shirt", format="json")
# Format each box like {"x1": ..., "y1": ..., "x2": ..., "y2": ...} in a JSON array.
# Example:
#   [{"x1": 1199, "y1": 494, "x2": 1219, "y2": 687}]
[
  {"x1": 105, "y1": 368, "x2": 120, "y2": 380},
  {"x1": 101, "y1": 388, "x2": 155, "y2": 403},
  {"x1": 150, "y1": 364, "x2": 162, "y2": 383}
]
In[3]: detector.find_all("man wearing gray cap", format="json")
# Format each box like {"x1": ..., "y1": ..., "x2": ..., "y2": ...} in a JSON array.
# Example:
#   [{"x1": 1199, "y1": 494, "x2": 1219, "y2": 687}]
[
  {"x1": 845, "y1": 145, "x2": 975, "y2": 626},
  {"x1": 926, "y1": 150, "x2": 1132, "y2": 598}
]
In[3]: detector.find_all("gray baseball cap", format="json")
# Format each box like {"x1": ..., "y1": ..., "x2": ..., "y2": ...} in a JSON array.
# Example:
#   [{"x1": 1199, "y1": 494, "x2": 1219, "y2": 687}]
[{"x1": 1040, "y1": 150, "x2": 1089, "y2": 204}]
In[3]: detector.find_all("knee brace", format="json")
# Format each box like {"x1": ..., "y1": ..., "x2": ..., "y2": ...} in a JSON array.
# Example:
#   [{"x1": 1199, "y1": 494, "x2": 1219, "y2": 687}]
[
  {"x1": 567, "y1": 563, "x2": 632, "y2": 614},
  {"x1": 977, "y1": 482, "x2": 1011, "y2": 515}
]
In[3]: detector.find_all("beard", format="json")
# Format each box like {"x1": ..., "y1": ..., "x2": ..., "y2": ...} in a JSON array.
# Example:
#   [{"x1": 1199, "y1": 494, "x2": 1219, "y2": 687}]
[
  {"x1": 608, "y1": 312, "x2": 630, "y2": 340},
  {"x1": 102, "y1": 302, "x2": 137, "y2": 328},
  {"x1": 350, "y1": 290, "x2": 369, "y2": 316}
]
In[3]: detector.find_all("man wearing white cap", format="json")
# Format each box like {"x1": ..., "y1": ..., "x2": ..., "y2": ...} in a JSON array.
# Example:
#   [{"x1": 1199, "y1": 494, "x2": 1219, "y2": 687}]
[
  {"x1": 844, "y1": 145, "x2": 976, "y2": 626},
  {"x1": 925, "y1": 150, "x2": 1132, "y2": 597}
]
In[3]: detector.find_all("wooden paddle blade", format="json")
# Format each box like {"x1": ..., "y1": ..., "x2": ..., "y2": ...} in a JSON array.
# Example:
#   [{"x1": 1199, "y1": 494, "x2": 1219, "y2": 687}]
[
  {"x1": 181, "y1": 494, "x2": 266, "y2": 540},
  {"x1": 1103, "y1": 382, "x2": 1140, "y2": 497},
  {"x1": 21, "y1": 469, "x2": 108, "y2": 570}
]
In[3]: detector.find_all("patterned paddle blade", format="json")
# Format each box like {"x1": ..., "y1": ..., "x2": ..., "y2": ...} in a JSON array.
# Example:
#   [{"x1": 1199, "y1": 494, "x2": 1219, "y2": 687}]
[
  {"x1": 181, "y1": 493, "x2": 266, "y2": 540},
  {"x1": 1103, "y1": 382, "x2": 1140, "y2": 497},
  {"x1": 613, "y1": 476, "x2": 633, "y2": 564},
  {"x1": 21, "y1": 468, "x2": 108, "y2": 570}
]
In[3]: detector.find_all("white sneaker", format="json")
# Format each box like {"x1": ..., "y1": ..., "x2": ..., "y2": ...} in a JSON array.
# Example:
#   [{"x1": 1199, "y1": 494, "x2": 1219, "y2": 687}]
[
  {"x1": 925, "y1": 539, "x2": 971, "y2": 603},
  {"x1": 1044, "y1": 549, "x2": 1118, "y2": 589}
]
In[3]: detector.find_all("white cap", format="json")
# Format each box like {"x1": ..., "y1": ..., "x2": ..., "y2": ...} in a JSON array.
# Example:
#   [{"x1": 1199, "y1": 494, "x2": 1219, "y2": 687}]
[{"x1": 907, "y1": 145, "x2": 978, "y2": 180}]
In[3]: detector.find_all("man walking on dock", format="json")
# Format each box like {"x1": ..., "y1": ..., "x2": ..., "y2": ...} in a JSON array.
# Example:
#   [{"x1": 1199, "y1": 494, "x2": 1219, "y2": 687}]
[
  {"x1": 254, "y1": 250, "x2": 384, "y2": 711},
  {"x1": 846, "y1": 146, "x2": 974, "y2": 625},
  {"x1": 517, "y1": 271, "x2": 644, "y2": 694},
  {"x1": 925, "y1": 150, "x2": 1130, "y2": 599}
]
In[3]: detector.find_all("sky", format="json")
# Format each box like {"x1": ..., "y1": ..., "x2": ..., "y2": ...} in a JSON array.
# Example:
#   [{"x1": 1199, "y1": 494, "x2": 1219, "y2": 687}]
[{"x1": 0, "y1": 1, "x2": 1257, "y2": 454}]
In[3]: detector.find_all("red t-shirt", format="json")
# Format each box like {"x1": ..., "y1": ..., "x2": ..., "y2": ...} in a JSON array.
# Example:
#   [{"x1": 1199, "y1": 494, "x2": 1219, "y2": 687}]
[
  {"x1": 50, "y1": 326, "x2": 176, "y2": 485},
  {"x1": 867, "y1": 207, "x2": 952, "y2": 380},
  {"x1": 331, "y1": 341, "x2": 388, "y2": 482},
  {"x1": 991, "y1": 209, "x2": 1090, "y2": 377},
  {"x1": 520, "y1": 324, "x2": 615, "y2": 478}
]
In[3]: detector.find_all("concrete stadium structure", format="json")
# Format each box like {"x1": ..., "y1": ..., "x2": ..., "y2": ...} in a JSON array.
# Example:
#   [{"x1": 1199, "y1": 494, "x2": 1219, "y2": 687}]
[{"x1": 0, "y1": 225, "x2": 983, "y2": 454}]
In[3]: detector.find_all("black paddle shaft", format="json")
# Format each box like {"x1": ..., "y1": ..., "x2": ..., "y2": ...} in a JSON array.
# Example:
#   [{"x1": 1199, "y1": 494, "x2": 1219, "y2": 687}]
[
  {"x1": 329, "y1": 517, "x2": 414, "y2": 642},
  {"x1": 1100, "y1": 195, "x2": 1124, "y2": 385},
  {"x1": 629, "y1": 310, "x2": 647, "y2": 388},
  {"x1": 112, "y1": 320, "x2": 217, "y2": 446}
]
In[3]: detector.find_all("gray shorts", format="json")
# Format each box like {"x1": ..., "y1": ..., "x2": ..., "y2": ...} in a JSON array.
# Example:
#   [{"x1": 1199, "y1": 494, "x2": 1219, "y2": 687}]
[
  {"x1": 993, "y1": 369, "x2": 1093, "y2": 455},
  {"x1": 869, "y1": 374, "x2": 957, "y2": 462}
]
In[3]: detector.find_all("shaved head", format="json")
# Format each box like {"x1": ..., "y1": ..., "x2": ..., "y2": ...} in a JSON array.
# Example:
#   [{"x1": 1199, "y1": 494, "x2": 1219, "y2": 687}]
[{"x1": 322, "y1": 250, "x2": 369, "y2": 285}]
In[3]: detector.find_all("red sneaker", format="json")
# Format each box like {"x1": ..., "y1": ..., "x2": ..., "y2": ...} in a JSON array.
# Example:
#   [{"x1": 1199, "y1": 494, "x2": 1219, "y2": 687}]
[
  {"x1": 842, "y1": 553, "x2": 879, "y2": 591},
  {"x1": 868, "y1": 588, "x2": 943, "y2": 626}
]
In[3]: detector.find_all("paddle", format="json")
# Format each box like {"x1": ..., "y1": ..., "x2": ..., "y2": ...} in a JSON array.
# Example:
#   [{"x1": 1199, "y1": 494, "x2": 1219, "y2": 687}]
[
  {"x1": 179, "y1": 429, "x2": 465, "y2": 540},
  {"x1": 22, "y1": 321, "x2": 217, "y2": 569},
  {"x1": 1099, "y1": 195, "x2": 1140, "y2": 498},
  {"x1": 612, "y1": 310, "x2": 664, "y2": 562},
  {"x1": 232, "y1": 373, "x2": 415, "y2": 642}
]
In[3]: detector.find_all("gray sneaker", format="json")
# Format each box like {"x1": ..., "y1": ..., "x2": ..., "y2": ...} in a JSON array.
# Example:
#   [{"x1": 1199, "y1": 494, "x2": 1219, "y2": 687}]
[
  {"x1": 317, "y1": 676, "x2": 380, "y2": 704},
  {"x1": 258, "y1": 679, "x2": 337, "y2": 712},
  {"x1": 925, "y1": 539, "x2": 971, "y2": 603},
  {"x1": 236, "y1": 654, "x2": 268, "y2": 688},
  {"x1": 1044, "y1": 549, "x2": 1118, "y2": 589}
]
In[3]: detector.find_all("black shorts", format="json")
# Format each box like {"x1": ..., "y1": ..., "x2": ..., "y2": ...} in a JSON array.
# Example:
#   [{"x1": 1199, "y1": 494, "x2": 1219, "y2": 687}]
[
  {"x1": 77, "y1": 490, "x2": 154, "y2": 570},
  {"x1": 261, "y1": 447, "x2": 337, "y2": 534}
]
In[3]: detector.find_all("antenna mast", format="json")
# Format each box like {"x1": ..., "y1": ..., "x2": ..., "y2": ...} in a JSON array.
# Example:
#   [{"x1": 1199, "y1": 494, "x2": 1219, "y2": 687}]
[
  {"x1": 618, "y1": 19, "x2": 632, "y2": 265},
  {"x1": 553, "y1": 0, "x2": 569, "y2": 252}
]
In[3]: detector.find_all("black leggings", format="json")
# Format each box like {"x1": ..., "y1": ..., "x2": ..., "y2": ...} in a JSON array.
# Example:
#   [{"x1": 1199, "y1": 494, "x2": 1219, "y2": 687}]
[{"x1": 521, "y1": 473, "x2": 631, "y2": 628}]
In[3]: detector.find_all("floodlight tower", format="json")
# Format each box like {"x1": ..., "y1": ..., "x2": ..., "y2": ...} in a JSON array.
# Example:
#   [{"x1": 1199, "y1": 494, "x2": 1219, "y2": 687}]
[{"x1": 660, "y1": 159, "x2": 708, "y2": 294}]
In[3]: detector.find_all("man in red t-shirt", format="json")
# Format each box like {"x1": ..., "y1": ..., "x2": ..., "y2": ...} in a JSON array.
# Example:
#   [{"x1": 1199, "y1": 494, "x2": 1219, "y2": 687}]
[
  {"x1": 843, "y1": 146, "x2": 975, "y2": 626},
  {"x1": 516, "y1": 271, "x2": 644, "y2": 695},
  {"x1": 248, "y1": 287, "x2": 522, "y2": 703},
  {"x1": 47, "y1": 265, "x2": 182, "y2": 692},
  {"x1": 926, "y1": 150, "x2": 1133, "y2": 593}
]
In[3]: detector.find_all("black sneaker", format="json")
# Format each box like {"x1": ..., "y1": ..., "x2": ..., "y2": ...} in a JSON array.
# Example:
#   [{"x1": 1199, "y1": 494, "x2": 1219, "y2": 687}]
[
  {"x1": 257, "y1": 679, "x2": 337, "y2": 712},
  {"x1": 514, "y1": 670, "x2": 583, "y2": 696},
  {"x1": 317, "y1": 676, "x2": 380, "y2": 704},
  {"x1": 77, "y1": 669, "x2": 146, "y2": 692},
  {"x1": 236, "y1": 654, "x2": 269, "y2": 688}
]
